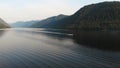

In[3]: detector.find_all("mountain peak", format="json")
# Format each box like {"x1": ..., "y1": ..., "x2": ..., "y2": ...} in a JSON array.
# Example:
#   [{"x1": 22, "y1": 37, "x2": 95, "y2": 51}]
[{"x1": 57, "y1": 14, "x2": 67, "y2": 17}]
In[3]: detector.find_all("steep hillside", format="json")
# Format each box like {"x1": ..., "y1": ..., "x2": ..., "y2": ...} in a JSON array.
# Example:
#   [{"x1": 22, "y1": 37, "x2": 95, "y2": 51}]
[
  {"x1": 71, "y1": 1, "x2": 120, "y2": 50},
  {"x1": 0, "y1": 18, "x2": 10, "y2": 28},
  {"x1": 70, "y1": 1, "x2": 120, "y2": 30}
]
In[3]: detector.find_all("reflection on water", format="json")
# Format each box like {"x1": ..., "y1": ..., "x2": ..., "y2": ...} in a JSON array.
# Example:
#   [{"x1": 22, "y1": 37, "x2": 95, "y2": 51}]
[
  {"x1": 0, "y1": 30, "x2": 5, "y2": 38},
  {"x1": 74, "y1": 31, "x2": 120, "y2": 50},
  {"x1": 0, "y1": 28, "x2": 120, "y2": 68}
]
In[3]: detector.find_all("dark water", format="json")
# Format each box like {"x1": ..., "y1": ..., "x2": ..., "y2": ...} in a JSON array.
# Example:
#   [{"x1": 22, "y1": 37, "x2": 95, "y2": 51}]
[
  {"x1": 0, "y1": 28, "x2": 120, "y2": 68},
  {"x1": 74, "y1": 31, "x2": 120, "y2": 50}
]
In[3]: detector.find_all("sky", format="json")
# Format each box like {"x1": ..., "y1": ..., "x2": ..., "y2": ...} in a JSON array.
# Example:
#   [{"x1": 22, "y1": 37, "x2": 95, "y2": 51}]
[{"x1": 0, "y1": 0, "x2": 119, "y2": 23}]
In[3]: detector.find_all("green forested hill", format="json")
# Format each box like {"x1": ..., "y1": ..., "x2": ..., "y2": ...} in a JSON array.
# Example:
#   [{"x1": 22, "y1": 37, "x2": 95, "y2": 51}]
[{"x1": 71, "y1": 1, "x2": 120, "y2": 30}]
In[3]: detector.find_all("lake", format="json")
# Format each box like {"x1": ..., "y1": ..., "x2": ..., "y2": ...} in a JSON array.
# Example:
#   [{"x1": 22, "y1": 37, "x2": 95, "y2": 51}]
[{"x1": 0, "y1": 28, "x2": 120, "y2": 68}]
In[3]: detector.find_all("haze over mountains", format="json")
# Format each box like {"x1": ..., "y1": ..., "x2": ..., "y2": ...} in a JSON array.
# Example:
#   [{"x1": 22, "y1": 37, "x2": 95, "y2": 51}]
[
  {"x1": 12, "y1": 1, "x2": 120, "y2": 31},
  {"x1": 11, "y1": 14, "x2": 68, "y2": 28},
  {"x1": 8, "y1": 1, "x2": 120, "y2": 50},
  {"x1": 50, "y1": 1, "x2": 120, "y2": 30}
]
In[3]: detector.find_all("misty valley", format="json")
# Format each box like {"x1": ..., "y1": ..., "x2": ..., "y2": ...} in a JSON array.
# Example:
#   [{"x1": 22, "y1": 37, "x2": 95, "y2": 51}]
[{"x1": 0, "y1": 1, "x2": 120, "y2": 68}]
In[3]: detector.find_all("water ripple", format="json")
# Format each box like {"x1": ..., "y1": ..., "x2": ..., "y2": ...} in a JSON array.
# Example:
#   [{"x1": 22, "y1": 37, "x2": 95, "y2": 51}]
[{"x1": 0, "y1": 28, "x2": 119, "y2": 68}]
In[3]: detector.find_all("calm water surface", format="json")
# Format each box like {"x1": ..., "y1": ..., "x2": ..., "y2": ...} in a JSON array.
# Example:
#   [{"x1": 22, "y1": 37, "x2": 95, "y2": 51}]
[{"x1": 0, "y1": 28, "x2": 120, "y2": 68}]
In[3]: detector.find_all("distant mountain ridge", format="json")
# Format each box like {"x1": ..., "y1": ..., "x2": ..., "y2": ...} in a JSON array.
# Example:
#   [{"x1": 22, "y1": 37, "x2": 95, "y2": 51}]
[
  {"x1": 10, "y1": 1, "x2": 120, "y2": 50},
  {"x1": 12, "y1": 1, "x2": 120, "y2": 31},
  {"x1": 11, "y1": 20, "x2": 39, "y2": 28},
  {"x1": 11, "y1": 14, "x2": 68, "y2": 28}
]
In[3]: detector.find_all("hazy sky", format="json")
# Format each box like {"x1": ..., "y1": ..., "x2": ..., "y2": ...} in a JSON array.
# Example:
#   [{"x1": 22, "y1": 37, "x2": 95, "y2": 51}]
[{"x1": 0, "y1": 0, "x2": 119, "y2": 23}]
